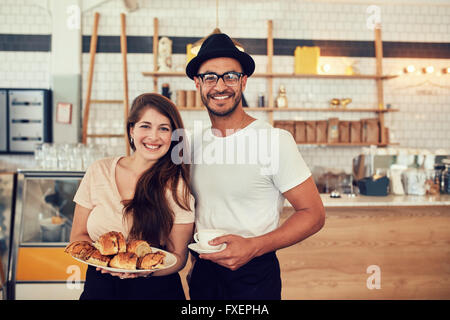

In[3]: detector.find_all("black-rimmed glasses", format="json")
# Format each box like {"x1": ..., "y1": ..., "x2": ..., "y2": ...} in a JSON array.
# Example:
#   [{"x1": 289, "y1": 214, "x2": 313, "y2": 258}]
[{"x1": 196, "y1": 71, "x2": 244, "y2": 87}]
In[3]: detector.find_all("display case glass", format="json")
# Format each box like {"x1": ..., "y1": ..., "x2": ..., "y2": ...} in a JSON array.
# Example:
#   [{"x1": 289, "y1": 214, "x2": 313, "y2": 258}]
[
  {"x1": 9, "y1": 170, "x2": 87, "y2": 300},
  {"x1": 0, "y1": 172, "x2": 16, "y2": 300}
]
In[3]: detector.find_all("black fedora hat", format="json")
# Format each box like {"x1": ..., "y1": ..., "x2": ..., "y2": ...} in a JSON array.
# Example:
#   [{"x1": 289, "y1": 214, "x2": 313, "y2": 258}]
[{"x1": 186, "y1": 33, "x2": 255, "y2": 80}]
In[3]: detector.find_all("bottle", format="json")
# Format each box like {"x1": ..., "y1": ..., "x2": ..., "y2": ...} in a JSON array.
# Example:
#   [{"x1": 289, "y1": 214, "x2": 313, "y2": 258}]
[
  {"x1": 441, "y1": 159, "x2": 450, "y2": 194},
  {"x1": 161, "y1": 83, "x2": 171, "y2": 100},
  {"x1": 258, "y1": 93, "x2": 265, "y2": 108},
  {"x1": 276, "y1": 85, "x2": 288, "y2": 108},
  {"x1": 434, "y1": 163, "x2": 445, "y2": 193}
]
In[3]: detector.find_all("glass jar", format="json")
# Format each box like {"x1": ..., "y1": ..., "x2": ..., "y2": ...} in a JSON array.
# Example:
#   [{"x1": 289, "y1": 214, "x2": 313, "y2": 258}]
[
  {"x1": 402, "y1": 168, "x2": 427, "y2": 196},
  {"x1": 434, "y1": 163, "x2": 445, "y2": 194},
  {"x1": 441, "y1": 159, "x2": 450, "y2": 194}
]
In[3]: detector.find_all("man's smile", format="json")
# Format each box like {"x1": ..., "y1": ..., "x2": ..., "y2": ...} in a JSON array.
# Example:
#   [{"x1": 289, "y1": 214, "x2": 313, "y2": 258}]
[{"x1": 211, "y1": 94, "x2": 233, "y2": 100}]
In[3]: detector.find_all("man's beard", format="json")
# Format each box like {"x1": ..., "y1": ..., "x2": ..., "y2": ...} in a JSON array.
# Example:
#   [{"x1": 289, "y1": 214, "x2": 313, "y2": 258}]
[{"x1": 200, "y1": 87, "x2": 242, "y2": 117}]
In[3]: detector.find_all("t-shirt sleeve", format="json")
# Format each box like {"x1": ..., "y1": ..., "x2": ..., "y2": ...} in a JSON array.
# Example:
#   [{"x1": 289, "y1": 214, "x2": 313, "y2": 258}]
[
  {"x1": 167, "y1": 182, "x2": 195, "y2": 224},
  {"x1": 73, "y1": 163, "x2": 95, "y2": 209},
  {"x1": 272, "y1": 128, "x2": 312, "y2": 193}
]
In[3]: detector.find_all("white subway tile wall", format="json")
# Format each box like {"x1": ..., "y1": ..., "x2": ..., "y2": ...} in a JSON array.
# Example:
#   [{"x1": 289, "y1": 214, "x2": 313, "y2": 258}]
[{"x1": 2, "y1": 0, "x2": 450, "y2": 172}]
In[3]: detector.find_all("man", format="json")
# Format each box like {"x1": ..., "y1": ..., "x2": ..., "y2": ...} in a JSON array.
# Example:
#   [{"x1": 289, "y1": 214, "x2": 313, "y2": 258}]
[{"x1": 185, "y1": 33, "x2": 325, "y2": 300}]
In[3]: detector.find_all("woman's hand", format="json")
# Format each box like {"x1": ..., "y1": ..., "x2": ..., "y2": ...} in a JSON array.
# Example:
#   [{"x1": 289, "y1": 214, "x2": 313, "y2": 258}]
[{"x1": 96, "y1": 267, "x2": 152, "y2": 279}]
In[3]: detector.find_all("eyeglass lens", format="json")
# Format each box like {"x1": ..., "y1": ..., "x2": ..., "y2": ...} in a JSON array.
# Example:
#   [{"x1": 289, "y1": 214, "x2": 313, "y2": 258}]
[{"x1": 201, "y1": 72, "x2": 241, "y2": 86}]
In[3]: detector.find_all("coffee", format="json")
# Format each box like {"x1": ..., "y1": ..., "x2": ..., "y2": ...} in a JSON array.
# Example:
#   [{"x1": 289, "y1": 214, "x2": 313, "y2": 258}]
[
  {"x1": 186, "y1": 90, "x2": 196, "y2": 107},
  {"x1": 294, "y1": 121, "x2": 306, "y2": 143},
  {"x1": 316, "y1": 120, "x2": 328, "y2": 143},
  {"x1": 306, "y1": 121, "x2": 316, "y2": 143},
  {"x1": 273, "y1": 120, "x2": 295, "y2": 137},
  {"x1": 339, "y1": 121, "x2": 350, "y2": 143},
  {"x1": 327, "y1": 118, "x2": 339, "y2": 143},
  {"x1": 350, "y1": 121, "x2": 361, "y2": 143}
]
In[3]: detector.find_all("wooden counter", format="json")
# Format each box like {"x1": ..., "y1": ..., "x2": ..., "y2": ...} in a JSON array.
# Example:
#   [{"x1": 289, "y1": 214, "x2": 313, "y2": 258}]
[
  {"x1": 315, "y1": 194, "x2": 450, "y2": 207},
  {"x1": 277, "y1": 205, "x2": 450, "y2": 299},
  {"x1": 180, "y1": 199, "x2": 450, "y2": 300}
]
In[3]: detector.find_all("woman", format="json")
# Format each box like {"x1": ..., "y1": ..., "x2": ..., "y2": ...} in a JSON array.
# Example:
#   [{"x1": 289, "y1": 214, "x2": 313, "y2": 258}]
[{"x1": 70, "y1": 93, "x2": 194, "y2": 300}]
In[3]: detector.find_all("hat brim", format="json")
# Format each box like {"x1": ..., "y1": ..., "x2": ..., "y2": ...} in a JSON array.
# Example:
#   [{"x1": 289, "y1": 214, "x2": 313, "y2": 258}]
[{"x1": 186, "y1": 49, "x2": 255, "y2": 80}]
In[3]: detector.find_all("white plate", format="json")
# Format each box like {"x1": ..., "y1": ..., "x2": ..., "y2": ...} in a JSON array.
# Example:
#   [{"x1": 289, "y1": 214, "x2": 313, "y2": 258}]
[
  {"x1": 71, "y1": 247, "x2": 177, "y2": 273},
  {"x1": 188, "y1": 242, "x2": 226, "y2": 254}
]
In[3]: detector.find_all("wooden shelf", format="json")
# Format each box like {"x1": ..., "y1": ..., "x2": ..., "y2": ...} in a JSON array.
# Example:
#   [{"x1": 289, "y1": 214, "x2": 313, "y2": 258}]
[
  {"x1": 252, "y1": 73, "x2": 398, "y2": 80},
  {"x1": 90, "y1": 99, "x2": 123, "y2": 104},
  {"x1": 142, "y1": 71, "x2": 185, "y2": 77},
  {"x1": 250, "y1": 107, "x2": 399, "y2": 112},
  {"x1": 177, "y1": 107, "x2": 399, "y2": 112},
  {"x1": 297, "y1": 142, "x2": 399, "y2": 147},
  {"x1": 142, "y1": 71, "x2": 398, "y2": 81}
]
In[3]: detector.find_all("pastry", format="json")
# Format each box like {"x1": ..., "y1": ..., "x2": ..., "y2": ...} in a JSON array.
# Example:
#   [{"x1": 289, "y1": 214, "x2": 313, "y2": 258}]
[
  {"x1": 64, "y1": 240, "x2": 87, "y2": 254},
  {"x1": 137, "y1": 251, "x2": 165, "y2": 270},
  {"x1": 65, "y1": 241, "x2": 95, "y2": 260},
  {"x1": 127, "y1": 240, "x2": 152, "y2": 257},
  {"x1": 113, "y1": 231, "x2": 127, "y2": 253},
  {"x1": 109, "y1": 252, "x2": 138, "y2": 270},
  {"x1": 86, "y1": 249, "x2": 111, "y2": 267},
  {"x1": 93, "y1": 231, "x2": 127, "y2": 255}
]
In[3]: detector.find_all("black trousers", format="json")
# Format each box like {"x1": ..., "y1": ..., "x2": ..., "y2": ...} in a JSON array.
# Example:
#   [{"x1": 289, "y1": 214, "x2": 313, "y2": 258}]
[
  {"x1": 80, "y1": 266, "x2": 186, "y2": 300},
  {"x1": 188, "y1": 251, "x2": 282, "y2": 300}
]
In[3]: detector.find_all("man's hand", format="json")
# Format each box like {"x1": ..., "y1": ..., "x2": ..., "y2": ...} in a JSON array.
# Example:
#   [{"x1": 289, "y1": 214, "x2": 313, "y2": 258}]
[
  {"x1": 199, "y1": 234, "x2": 258, "y2": 271},
  {"x1": 197, "y1": 177, "x2": 325, "y2": 273}
]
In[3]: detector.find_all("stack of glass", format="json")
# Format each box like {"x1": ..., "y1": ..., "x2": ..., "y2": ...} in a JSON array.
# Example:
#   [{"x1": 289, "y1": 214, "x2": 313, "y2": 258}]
[{"x1": 34, "y1": 143, "x2": 107, "y2": 171}]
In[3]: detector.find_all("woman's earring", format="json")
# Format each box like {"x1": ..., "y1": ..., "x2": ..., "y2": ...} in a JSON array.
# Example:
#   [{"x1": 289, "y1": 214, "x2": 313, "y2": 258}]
[{"x1": 130, "y1": 137, "x2": 134, "y2": 145}]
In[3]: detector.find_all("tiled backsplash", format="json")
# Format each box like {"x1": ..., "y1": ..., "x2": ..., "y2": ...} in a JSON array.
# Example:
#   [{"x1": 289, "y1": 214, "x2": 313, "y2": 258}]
[{"x1": 1, "y1": 0, "x2": 450, "y2": 173}]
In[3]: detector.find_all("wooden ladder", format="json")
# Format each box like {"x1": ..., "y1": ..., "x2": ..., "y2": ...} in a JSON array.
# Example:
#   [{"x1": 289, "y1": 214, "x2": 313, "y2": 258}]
[{"x1": 81, "y1": 12, "x2": 130, "y2": 156}]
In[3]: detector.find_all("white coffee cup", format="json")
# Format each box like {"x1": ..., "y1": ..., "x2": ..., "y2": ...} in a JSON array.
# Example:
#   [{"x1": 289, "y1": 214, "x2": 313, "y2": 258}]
[{"x1": 193, "y1": 229, "x2": 227, "y2": 250}]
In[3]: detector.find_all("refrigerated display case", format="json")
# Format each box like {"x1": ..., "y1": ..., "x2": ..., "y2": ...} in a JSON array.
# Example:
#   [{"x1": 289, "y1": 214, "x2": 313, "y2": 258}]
[
  {"x1": 0, "y1": 172, "x2": 16, "y2": 300},
  {"x1": 9, "y1": 170, "x2": 87, "y2": 300}
]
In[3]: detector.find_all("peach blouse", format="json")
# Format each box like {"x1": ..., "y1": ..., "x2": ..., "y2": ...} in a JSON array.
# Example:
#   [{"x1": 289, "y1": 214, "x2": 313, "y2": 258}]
[{"x1": 73, "y1": 157, "x2": 195, "y2": 241}]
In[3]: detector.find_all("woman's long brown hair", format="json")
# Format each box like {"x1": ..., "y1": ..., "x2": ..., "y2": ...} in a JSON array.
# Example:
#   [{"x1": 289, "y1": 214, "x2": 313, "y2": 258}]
[{"x1": 123, "y1": 93, "x2": 192, "y2": 248}]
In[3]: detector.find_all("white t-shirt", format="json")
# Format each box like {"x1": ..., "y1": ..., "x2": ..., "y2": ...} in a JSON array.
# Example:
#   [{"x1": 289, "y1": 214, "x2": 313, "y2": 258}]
[{"x1": 190, "y1": 119, "x2": 311, "y2": 237}]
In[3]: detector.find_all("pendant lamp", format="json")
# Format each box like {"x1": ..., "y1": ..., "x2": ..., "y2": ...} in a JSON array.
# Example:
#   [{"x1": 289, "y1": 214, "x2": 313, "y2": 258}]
[{"x1": 190, "y1": 0, "x2": 244, "y2": 55}]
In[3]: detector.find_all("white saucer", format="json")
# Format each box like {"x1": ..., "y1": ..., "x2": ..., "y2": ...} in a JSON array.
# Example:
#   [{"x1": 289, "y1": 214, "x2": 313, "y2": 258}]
[{"x1": 188, "y1": 242, "x2": 226, "y2": 254}]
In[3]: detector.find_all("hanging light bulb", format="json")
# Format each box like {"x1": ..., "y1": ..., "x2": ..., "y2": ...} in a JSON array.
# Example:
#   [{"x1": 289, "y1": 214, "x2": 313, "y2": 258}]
[
  {"x1": 321, "y1": 64, "x2": 331, "y2": 73},
  {"x1": 442, "y1": 67, "x2": 450, "y2": 74},
  {"x1": 403, "y1": 65, "x2": 415, "y2": 74},
  {"x1": 190, "y1": 0, "x2": 244, "y2": 55},
  {"x1": 422, "y1": 66, "x2": 434, "y2": 74}
]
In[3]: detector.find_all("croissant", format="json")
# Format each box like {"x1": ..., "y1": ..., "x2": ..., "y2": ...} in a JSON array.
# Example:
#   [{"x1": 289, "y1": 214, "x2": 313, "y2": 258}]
[
  {"x1": 109, "y1": 252, "x2": 138, "y2": 270},
  {"x1": 137, "y1": 251, "x2": 165, "y2": 270},
  {"x1": 66, "y1": 232, "x2": 168, "y2": 271},
  {"x1": 64, "y1": 240, "x2": 88, "y2": 253},
  {"x1": 127, "y1": 240, "x2": 152, "y2": 257},
  {"x1": 65, "y1": 241, "x2": 95, "y2": 260},
  {"x1": 93, "y1": 231, "x2": 127, "y2": 255},
  {"x1": 86, "y1": 249, "x2": 111, "y2": 267}
]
